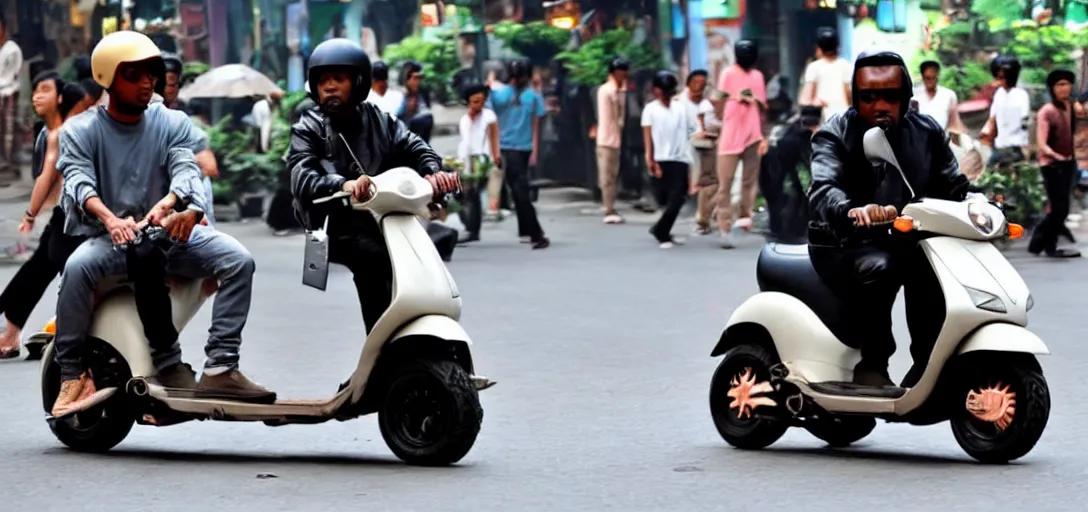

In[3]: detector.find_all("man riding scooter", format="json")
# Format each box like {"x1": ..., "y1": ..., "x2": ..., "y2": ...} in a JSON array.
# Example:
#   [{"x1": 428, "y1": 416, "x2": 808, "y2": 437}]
[
  {"x1": 51, "y1": 31, "x2": 273, "y2": 417},
  {"x1": 807, "y1": 51, "x2": 969, "y2": 388},
  {"x1": 287, "y1": 38, "x2": 459, "y2": 333}
]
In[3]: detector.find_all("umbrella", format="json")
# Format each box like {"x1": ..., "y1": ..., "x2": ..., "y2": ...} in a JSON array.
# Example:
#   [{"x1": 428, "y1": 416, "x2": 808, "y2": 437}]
[{"x1": 178, "y1": 64, "x2": 284, "y2": 101}]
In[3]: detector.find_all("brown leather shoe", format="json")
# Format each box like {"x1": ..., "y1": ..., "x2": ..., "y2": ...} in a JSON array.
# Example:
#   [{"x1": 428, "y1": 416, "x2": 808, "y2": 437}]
[
  {"x1": 154, "y1": 363, "x2": 198, "y2": 390},
  {"x1": 196, "y1": 369, "x2": 276, "y2": 403},
  {"x1": 52, "y1": 373, "x2": 92, "y2": 417}
]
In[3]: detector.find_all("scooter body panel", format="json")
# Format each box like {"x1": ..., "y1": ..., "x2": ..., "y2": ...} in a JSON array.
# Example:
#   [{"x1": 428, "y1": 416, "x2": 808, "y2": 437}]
[
  {"x1": 343, "y1": 213, "x2": 466, "y2": 404},
  {"x1": 88, "y1": 278, "x2": 209, "y2": 378},
  {"x1": 725, "y1": 292, "x2": 857, "y2": 383}
]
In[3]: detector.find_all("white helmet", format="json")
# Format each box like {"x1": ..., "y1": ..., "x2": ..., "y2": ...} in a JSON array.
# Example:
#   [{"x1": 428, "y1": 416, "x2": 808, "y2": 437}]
[{"x1": 91, "y1": 31, "x2": 164, "y2": 88}]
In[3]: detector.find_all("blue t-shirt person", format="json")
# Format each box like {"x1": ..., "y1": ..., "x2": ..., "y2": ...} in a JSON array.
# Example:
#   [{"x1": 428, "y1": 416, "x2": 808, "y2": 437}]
[{"x1": 488, "y1": 83, "x2": 545, "y2": 152}]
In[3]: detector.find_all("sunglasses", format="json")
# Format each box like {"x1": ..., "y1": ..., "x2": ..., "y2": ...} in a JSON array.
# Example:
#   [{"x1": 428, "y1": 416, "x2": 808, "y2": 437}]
[
  {"x1": 117, "y1": 64, "x2": 160, "y2": 85},
  {"x1": 857, "y1": 88, "x2": 901, "y2": 104}
]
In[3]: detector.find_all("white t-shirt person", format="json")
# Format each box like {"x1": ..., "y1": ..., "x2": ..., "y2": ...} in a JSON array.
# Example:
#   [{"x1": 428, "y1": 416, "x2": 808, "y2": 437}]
[
  {"x1": 913, "y1": 84, "x2": 958, "y2": 130},
  {"x1": 641, "y1": 98, "x2": 694, "y2": 163},
  {"x1": 457, "y1": 108, "x2": 498, "y2": 164},
  {"x1": 680, "y1": 93, "x2": 716, "y2": 135},
  {"x1": 366, "y1": 88, "x2": 405, "y2": 115},
  {"x1": 990, "y1": 87, "x2": 1031, "y2": 149},
  {"x1": 802, "y1": 57, "x2": 852, "y2": 120}
]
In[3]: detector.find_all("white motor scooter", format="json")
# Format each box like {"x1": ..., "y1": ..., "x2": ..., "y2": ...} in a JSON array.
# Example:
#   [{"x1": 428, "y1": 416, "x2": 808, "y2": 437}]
[
  {"x1": 36, "y1": 167, "x2": 495, "y2": 466},
  {"x1": 709, "y1": 127, "x2": 1051, "y2": 464}
]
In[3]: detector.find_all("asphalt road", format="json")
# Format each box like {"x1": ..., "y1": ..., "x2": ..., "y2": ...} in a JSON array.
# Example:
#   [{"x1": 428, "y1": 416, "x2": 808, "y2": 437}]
[{"x1": 0, "y1": 202, "x2": 1085, "y2": 511}]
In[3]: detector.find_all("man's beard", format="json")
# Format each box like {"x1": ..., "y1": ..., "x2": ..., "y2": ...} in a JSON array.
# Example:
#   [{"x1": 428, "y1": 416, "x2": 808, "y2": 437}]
[
  {"x1": 320, "y1": 97, "x2": 348, "y2": 115},
  {"x1": 113, "y1": 98, "x2": 149, "y2": 116}
]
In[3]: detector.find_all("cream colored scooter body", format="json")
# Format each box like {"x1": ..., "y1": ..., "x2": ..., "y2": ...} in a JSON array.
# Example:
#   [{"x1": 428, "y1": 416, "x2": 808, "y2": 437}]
[
  {"x1": 41, "y1": 167, "x2": 490, "y2": 424},
  {"x1": 720, "y1": 132, "x2": 1049, "y2": 417}
]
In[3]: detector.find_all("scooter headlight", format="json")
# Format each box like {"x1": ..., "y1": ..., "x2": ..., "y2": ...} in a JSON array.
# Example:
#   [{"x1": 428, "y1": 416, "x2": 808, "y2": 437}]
[
  {"x1": 966, "y1": 287, "x2": 1007, "y2": 314},
  {"x1": 967, "y1": 202, "x2": 996, "y2": 236},
  {"x1": 1026, "y1": 294, "x2": 1034, "y2": 311}
]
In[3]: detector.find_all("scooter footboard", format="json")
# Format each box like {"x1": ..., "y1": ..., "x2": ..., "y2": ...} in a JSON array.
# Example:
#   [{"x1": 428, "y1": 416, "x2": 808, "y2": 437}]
[{"x1": 957, "y1": 323, "x2": 1050, "y2": 356}]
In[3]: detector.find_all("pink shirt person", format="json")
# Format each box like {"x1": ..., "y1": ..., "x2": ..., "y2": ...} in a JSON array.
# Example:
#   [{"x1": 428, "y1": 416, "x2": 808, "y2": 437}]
[{"x1": 717, "y1": 65, "x2": 766, "y2": 155}]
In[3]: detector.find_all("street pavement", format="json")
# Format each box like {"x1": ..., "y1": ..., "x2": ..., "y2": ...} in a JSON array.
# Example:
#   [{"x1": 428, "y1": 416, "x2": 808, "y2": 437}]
[{"x1": 0, "y1": 193, "x2": 1086, "y2": 511}]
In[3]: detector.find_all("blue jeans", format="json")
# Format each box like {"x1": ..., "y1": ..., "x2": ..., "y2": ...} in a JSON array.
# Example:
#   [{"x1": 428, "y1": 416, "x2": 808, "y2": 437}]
[{"x1": 53, "y1": 225, "x2": 255, "y2": 380}]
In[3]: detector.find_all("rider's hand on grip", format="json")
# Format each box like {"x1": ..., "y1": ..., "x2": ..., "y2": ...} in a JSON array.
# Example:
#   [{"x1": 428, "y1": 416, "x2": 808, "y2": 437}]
[
  {"x1": 343, "y1": 176, "x2": 374, "y2": 202},
  {"x1": 426, "y1": 172, "x2": 461, "y2": 196},
  {"x1": 848, "y1": 204, "x2": 897, "y2": 227},
  {"x1": 107, "y1": 216, "x2": 138, "y2": 245}
]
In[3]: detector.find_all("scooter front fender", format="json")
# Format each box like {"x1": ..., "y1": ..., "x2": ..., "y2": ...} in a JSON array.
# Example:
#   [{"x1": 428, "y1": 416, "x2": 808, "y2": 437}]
[
  {"x1": 957, "y1": 323, "x2": 1050, "y2": 356},
  {"x1": 391, "y1": 314, "x2": 473, "y2": 346}
]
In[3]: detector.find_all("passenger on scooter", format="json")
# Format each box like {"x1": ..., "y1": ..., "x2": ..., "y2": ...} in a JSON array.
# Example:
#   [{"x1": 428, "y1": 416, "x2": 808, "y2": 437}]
[
  {"x1": 807, "y1": 51, "x2": 969, "y2": 388},
  {"x1": 287, "y1": 38, "x2": 459, "y2": 333},
  {"x1": 51, "y1": 31, "x2": 274, "y2": 417}
]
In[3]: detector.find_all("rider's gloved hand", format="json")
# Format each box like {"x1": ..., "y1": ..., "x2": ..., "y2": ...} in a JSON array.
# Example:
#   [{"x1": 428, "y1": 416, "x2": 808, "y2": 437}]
[{"x1": 847, "y1": 204, "x2": 897, "y2": 227}]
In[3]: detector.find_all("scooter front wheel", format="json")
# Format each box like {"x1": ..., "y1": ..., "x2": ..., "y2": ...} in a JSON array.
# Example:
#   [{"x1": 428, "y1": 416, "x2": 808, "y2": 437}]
[
  {"x1": 950, "y1": 356, "x2": 1050, "y2": 464},
  {"x1": 710, "y1": 344, "x2": 788, "y2": 450},
  {"x1": 378, "y1": 359, "x2": 483, "y2": 466}
]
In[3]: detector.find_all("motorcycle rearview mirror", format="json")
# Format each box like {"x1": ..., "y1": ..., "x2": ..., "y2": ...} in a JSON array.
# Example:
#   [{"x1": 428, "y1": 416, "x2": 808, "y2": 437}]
[{"x1": 862, "y1": 127, "x2": 916, "y2": 199}]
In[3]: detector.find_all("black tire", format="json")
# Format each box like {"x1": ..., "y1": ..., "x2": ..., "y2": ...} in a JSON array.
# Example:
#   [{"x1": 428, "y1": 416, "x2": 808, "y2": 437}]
[
  {"x1": 710, "y1": 344, "x2": 788, "y2": 450},
  {"x1": 950, "y1": 357, "x2": 1050, "y2": 464},
  {"x1": 41, "y1": 341, "x2": 136, "y2": 453},
  {"x1": 804, "y1": 416, "x2": 876, "y2": 447},
  {"x1": 378, "y1": 359, "x2": 483, "y2": 466}
]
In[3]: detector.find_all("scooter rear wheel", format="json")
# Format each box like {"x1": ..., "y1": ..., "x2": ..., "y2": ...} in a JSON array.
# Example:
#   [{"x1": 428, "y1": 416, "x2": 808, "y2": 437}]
[
  {"x1": 710, "y1": 344, "x2": 788, "y2": 450},
  {"x1": 950, "y1": 357, "x2": 1050, "y2": 464},
  {"x1": 41, "y1": 341, "x2": 136, "y2": 453},
  {"x1": 378, "y1": 359, "x2": 483, "y2": 466}
]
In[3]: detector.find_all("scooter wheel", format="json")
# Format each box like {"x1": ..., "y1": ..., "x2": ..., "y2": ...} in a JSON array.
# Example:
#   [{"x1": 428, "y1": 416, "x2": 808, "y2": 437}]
[
  {"x1": 379, "y1": 359, "x2": 483, "y2": 466},
  {"x1": 950, "y1": 357, "x2": 1050, "y2": 464},
  {"x1": 41, "y1": 341, "x2": 136, "y2": 453},
  {"x1": 710, "y1": 344, "x2": 788, "y2": 450}
]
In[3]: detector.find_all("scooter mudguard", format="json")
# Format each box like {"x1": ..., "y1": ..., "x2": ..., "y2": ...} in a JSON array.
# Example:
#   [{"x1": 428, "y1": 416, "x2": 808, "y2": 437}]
[
  {"x1": 713, "y1": 292, "x2": 857, "y2": 383},
  {"x1": 957, "y1": 323, "x2": 1050, "y2": 356},
  {"x1": 391, "y1": 315, "x2": 473, "y2": 346}
]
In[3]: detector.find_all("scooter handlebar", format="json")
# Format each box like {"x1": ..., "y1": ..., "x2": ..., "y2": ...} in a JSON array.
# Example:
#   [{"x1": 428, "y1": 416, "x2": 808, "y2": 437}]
[{"x1": 849, "y1": 215, "x2": 916, "y2": 235}]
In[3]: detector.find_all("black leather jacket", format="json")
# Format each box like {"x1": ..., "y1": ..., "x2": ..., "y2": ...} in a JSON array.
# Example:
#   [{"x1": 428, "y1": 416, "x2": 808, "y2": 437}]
[
  {"x1": 808, "y1": 109, "x2": 969, "y2": 243},
  {"x1": 287, "y1": 102, "x2": 442, "y2": 229}
]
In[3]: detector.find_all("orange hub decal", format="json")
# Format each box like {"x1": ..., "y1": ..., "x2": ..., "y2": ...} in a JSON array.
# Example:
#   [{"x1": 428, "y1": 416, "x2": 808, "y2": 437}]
[
  {"x1": 727, "y1": 367, "x2": 777, "y2": 419},
  {"x1": 966, "y1": 382, "x2": 1016, "y2": 431}
]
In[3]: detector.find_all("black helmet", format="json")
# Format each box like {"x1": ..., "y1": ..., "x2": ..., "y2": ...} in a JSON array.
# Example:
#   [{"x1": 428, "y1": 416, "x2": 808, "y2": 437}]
[
  {"x1": 816, "y1": 27, "x2": 839, "y2": 53},
  {"x1": 652, "y1": 71, "x2": 679, "y2": 96},
  {"x1": 156, "y1": 52, "x2": 183, "y2": 95},
  {"x1": 608, "y1": 57, "x2": 631, "y2": 73},
  {"x1": 989, "y1": 55, "x2": 1006, "y2": 78},
  {"x1": 735, "y1": 39, "x2": 759, "y2": 70},
  {"x1": 507, "y1": 59, "x2": 531, "y2": 81},
  {"x1": 997, "y1": 57, "x2": 1022, "y2": 87},
  {"x1": 161, "y1": 52, "x2": 183, "y2": 74},
  {"x1": 306, "y1": 38, "x2": 372, "y2": 104},
  {"x1": 372, "y1": 61, "x2": 389, "y2": 81}
]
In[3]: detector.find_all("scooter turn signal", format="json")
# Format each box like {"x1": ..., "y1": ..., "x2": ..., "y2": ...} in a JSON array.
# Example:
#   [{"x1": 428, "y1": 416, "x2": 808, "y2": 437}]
[
  {"x1": 892, "y1": 216, "x2": 915, "y2": 233},
  {"x1": 1007, "y1": 223, "x2": 1024, "y2": 240}
]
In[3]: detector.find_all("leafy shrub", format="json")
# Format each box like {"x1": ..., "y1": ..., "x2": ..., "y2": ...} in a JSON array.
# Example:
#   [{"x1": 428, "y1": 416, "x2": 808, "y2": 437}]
[{"x1": 555, "y1": 29, "x2": 662, "y2": 86}]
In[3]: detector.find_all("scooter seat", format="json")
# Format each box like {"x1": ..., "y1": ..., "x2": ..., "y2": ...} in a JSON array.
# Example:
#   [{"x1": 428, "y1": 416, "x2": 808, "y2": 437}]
[{"x1": 755, "y1": 243, "x2": 858, "y2": 349}]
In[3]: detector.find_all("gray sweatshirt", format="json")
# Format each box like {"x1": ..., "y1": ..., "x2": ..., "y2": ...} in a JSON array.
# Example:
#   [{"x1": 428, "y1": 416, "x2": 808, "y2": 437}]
[{"x1": 57, "y1": 103, "x2": 209, "y2": 236}]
